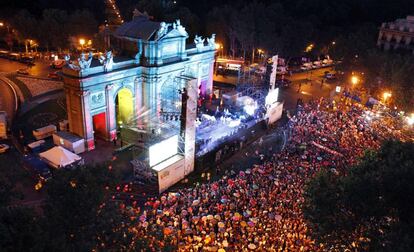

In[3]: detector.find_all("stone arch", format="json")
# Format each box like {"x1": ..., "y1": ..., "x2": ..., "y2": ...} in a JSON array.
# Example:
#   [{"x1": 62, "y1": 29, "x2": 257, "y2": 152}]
[
  {"x1": 114, "y1": 86, "x2": 135, "y2": 126},
  {"x1": 113, "y1": 83, "x2": 135, "y2": 101}
]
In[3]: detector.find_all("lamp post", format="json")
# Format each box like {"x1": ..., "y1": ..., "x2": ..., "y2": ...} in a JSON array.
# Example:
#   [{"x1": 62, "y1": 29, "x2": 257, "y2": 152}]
[
  {"x1": 25, "y1": 39, "x2": 33, "y2": 53},
  {"x1": 351, "y1": 76, "x2": 359, "y2": 86},
  {"x1": 215, "y1": 42, "x2": 222, "y2": 57},
  {"x1": 350, "y1": 75, "x2": 359, "y2": 91},
  {"x1": 79, "y1": 38, "x2": 86, "y2": 51},
  {"x1": 407, "y1": 113, "x2": 414, "y2": 126},
  {"x1": 257, "y1": 49, "x2": 264, "y2": 64},
  {"x1": 305, "y1": 43, "x2": 314, "y2": 53},
  {"x1": 0, "y1": 21, "x2": 10, "y2": 33},
  {"x1": 383, "y1": 92, "x2": 391, "y2": 105}
]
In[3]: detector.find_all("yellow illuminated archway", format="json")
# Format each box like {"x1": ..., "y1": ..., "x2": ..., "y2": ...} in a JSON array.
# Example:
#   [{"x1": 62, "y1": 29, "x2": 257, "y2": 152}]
[{"x1": 116, "y1": 88, "x2": 133, "y2": 126}]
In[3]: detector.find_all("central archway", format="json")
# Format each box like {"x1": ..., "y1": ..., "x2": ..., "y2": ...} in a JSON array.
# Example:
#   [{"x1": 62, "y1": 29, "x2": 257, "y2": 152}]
[{"x1": 115, "y1": 88, "x2": 134, "y2": 127}]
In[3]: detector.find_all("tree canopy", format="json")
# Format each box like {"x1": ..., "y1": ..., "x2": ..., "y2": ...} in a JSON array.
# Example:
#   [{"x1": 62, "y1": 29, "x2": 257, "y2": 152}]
[
  {"x1": 303, "y1": 140, "x2": 414, "y2": 251},
  {"x1": 0, "y1": 162, "x2": 136, "y2": 251}
]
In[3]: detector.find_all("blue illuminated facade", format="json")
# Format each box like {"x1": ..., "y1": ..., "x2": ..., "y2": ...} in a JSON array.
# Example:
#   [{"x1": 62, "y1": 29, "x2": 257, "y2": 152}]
[{"x1": 62, "y1": 14, "x2": 216, "y2": 150}]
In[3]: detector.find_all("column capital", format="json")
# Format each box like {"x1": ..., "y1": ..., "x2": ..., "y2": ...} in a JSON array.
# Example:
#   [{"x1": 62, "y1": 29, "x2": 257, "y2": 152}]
[
  {"x1": 77, "y1": 90, "x2": 90, "y2": 97},
  {"x1": 106, "y1": 84, "x2": 115, "y2": 90},
  {"x1": 135, "y1": 76, "x2": 144, "y2": 83}
]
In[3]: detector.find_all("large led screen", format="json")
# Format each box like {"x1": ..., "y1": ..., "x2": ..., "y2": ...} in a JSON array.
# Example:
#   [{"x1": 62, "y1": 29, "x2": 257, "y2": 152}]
[{"x1": 149, "y1": 135, "x2": 179, "y2": 167}]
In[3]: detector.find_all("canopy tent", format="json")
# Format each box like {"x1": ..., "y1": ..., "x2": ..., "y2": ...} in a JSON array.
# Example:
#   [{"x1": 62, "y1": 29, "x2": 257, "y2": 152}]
[{"x1": 39, "y1": 146, "x2": 82, "y2": 168}]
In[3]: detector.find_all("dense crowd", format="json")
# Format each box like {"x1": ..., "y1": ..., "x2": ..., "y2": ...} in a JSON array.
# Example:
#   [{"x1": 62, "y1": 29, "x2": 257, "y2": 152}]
[{"x1": 122, "y1": 98, "x2": 406, "y2": 251}]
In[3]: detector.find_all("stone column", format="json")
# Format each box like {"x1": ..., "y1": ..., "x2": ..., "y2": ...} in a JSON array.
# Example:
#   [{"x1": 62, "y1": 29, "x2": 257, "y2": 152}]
[
  {"x1": 134, "y1": 77, "x2": 143, "y2": 125},
  {"x1": 64, "y1": 88, "x2": 73, "y2": 131},
  {"x1": 197, "y1": 62, "x2": 202, "y2": 99},
  {"x1": 79, "y1": 90, "x2": 95, "y2": 150},
  {"x1": 142, "y1": 77, "x2": 152, "y2": 130},
  {"x1": 106, "y1": 84, "x2": 117, "y2": 141},
  {"x1": 206, "y1": 61, "x2": 214, "y2": 98}
]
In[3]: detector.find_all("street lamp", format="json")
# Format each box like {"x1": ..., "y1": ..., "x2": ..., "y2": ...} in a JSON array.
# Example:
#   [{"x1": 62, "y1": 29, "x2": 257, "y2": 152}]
[
  {"x1": 215, "y1": 42, "x2": 221, "y2": 50},
  {"x1": 79, "y1": 38, "x2": 85, "y2": 50},
  {"x1": 0, "y1": 21, "x2": 10, "y2": 33},
  {"x1": 25, "y1": 39, "x2": 33, "y2": 53},
  {"x1": 351, "y1": 76, "x2": 359, "y2": 85},
  {"x1": 257, "y1": 49, "x2": 265, "y2": 63},
  {"x1": 383, "y1": 92, "x2": 391, "y2": 103},
  {"x1": 215, "y1": 42, "x2": 223, "y2": 57},
  {"x1": 407, "y1": 113, "x2": 414, "y2": 126},
  {"x1": 305, "y1": 43, "x2": 314, "y2": 53}
]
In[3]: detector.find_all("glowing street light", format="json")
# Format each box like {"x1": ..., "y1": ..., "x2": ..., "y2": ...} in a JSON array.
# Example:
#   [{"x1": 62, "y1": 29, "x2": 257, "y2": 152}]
[
  {"x1": 305, "y1": 43, "x2": 314, "y2": 52},
  {"x1": 0, "y1": 21, "x2": 10, "y2": 33},
  {"x1": 215, "y1": 42, "x2": 224, "y2": 57},
  {"x1": 215, "y1": 42, "x2": 221, "y2": 50},
  {"x1": 79, "y1": 38, "x2": 86, "y2": 50},
  {"x1": 383, "y1": 92, "x2": 392, "y2": 102},
  {"x1": 407, "y1": 113, "x2": 414, "y2": 126},
  {"x1": 351, "y1": 75, "x2": 359, "y2": 85}
]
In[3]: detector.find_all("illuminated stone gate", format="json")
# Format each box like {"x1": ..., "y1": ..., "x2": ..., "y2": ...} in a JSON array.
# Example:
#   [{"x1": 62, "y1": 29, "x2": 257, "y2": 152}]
[{"x1": 62, "y1": 12, "x2": 215, "y2": 151}]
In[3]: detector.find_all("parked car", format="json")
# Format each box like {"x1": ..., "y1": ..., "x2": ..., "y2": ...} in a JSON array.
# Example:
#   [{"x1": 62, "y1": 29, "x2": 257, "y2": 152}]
[
  {"x1": 17, "y1": 68, "x2": 29, "y2": 75},
  {"x1": 20, "y1": 55, "x2": 35, "y2": 65},
  {"x1": 325, "y1": 72, "x2": 336, "y2": 80},
  {"x1": 50, "y1": 59, "x2": 66, "y2": 69},
  {"x1": 0, "y1": 143, "x2": 10, "y2": 153},
  {"x1": 276, "y1": 79, "x2": 292, "y2": 88},
  {"x1": 0, "y1": 50, "x2": 9, "y2": 58},
  {"x1": 48, "y1": 71, "x2": 61, "y2": 80},
  {"x1": 8, "y1": 52, "x2": 20, "y2": 61}
]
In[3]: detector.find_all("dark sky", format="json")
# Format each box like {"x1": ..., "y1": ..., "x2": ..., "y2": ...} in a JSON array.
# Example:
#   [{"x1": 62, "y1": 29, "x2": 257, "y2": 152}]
[{"x1": 1, "y1": 0, "x2": 414, "y2": 27}]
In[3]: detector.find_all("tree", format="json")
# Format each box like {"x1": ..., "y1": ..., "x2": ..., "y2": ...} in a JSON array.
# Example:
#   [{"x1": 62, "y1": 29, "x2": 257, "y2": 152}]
[
  {"x1": 304, "y1": 140, "x2": 414, "y2": 251},
  {"x1": 0, "y1": 152, "x2": 45, "y2": 251},
  {"x1": 39, "y1": 9, "x2": 69, "y2": 51},
  {"x1": 0, "y1": 207, "x2": 45, "y2": 251},
  {"x1": 42, "y1": 164, "x2": 124, "y2": 251},
  {"x1": 361, "y1": 49, "x2": 414, "y2": 111},
  {"x1": 164, "y1": 6, "x2": 200, "y2": 37},
  {"x1": 206, "y1": 5, "x2": 240, "y2": 58},
  {"x1": 10, "y1": 10, "x2": 39, "y2": 50},
  {"x1": 66, "y1": 10, "x2": 98, "y2": 38}
]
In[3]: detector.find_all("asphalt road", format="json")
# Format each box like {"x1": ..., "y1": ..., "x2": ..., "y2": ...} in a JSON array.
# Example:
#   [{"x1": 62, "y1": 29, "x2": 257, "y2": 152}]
[
  {"x1": 0, "y1": 58, "x2": 52, "y2": 78},
  {"x1": 280, "y1": 67, "x2": 337, "y2": 110},
  {"x1": 213, "y1": 67, "x2": 338, "y2": 110}
]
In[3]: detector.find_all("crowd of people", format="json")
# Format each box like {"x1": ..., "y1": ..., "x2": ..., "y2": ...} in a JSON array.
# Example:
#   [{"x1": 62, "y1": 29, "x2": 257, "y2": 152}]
[{"x1": 121, "y1": 97, "x2": 407, "y2": 251}]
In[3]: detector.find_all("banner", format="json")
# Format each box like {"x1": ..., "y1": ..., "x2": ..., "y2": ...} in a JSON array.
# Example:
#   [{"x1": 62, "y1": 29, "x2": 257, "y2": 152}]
[{"x1": 311, "y1": 141, "x2": 343, "y2": 157}]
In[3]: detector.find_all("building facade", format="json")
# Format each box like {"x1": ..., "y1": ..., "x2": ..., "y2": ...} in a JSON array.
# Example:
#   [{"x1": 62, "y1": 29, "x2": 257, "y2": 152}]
[
  {"x1": 62, "y1": 12, "x2": 216, "y2": 152},
  {"x1": 377, "y1": 15, "x2": 414, "y2": 53}
]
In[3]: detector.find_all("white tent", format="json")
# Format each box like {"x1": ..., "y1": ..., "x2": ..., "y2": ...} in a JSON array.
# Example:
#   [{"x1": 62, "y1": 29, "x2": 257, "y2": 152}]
[{"x1": 39, "y1": 146, "x2": 82, "y2": 168}]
